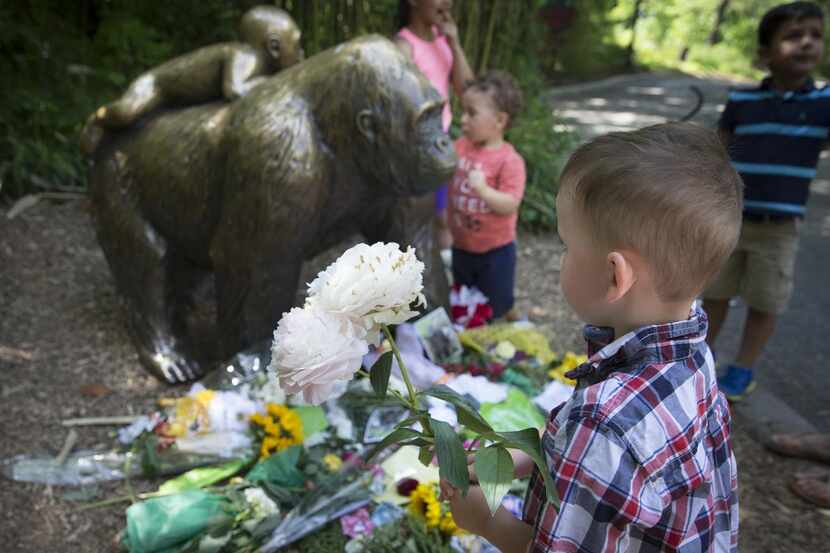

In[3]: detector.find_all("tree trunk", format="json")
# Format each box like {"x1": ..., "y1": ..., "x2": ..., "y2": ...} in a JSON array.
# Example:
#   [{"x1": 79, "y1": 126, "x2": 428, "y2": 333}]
[
  {"x1": 479, "y1": 0, "x2": 501, "y2": 73},
  {"x1": 463, "y1": 0, "x2": 480, "y2": 69},
  {"x1": 626, "y1": 0, "x2": 645, "y2": 69},
  {"x1": 708, "y1": 0, "x2": 731, "y2": 45}
]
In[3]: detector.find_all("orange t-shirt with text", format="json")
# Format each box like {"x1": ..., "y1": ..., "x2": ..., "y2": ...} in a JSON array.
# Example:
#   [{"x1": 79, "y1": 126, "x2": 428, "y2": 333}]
[{"x1": 448, "y1": 137, "x2": 526, "y2": 253}]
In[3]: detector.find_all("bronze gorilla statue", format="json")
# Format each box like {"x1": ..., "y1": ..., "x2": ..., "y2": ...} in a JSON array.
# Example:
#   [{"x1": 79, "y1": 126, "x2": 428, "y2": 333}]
[{"x1": 88, "y1": 36, "x2": 457, "y2": 383}]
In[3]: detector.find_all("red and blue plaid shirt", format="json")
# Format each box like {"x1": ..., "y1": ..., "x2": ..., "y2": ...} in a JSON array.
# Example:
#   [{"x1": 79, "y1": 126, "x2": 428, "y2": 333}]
[{"x1": 523, "y1": 308, "x2": 738, "y2": 552}]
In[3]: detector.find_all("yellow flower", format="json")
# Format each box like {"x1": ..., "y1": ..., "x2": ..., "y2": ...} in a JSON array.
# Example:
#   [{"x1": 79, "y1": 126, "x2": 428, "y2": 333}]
[
  {"x1": 193, "y1": 389, "x2": 215, "y2": 409},
  {"x1": 166, "y1": 420, "x2": 187, "y2": 438},
  {"x1": 252, "y1": 404, "x2": 305, "y2": 458},
  {"x1": 407, "y1": 483, "x2": 430, "y2": 517},
  {"x1": 425, "y1": 500, "x2": 442, "y2": 528},
  {"x1": 264, "y1": 419, "x2": 280, "y2": 436},
  {"x1": 439, "y1": 512, "x2": 460, "y2": 535},
  {"x1": 548, "y1": 351, "x2": 586, "y2": 385},
  {"x1": 323, "y1": 453, "x2": 343, "y2": 472},
  {"x1": 169, "y1": 396, "x2": 210, "y2": 433}
]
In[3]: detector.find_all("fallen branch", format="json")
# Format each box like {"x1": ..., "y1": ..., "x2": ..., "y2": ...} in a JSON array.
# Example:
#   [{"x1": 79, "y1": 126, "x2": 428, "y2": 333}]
[
  {"x1": 55, "y1": 429, "x2": 79, "y2": 465},
  {"x1": 0, "y1": 345, "x2": 34, "y2": 362},
  {"x1": 62, "y1": 416, "x2": 141, "y2": 427},
  {"x1": 6, "y1": 191, "x2": 87, "y2": 220}
]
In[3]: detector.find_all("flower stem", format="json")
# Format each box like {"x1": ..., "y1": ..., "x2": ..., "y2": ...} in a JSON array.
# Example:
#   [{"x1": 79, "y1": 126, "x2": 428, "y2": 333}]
[{"x1": 382, "y1": 325, "x2": 418, "y2": 409}]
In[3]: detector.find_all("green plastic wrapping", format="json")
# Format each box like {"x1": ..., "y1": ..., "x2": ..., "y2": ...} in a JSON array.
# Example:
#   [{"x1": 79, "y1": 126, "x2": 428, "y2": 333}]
[
  {"x1": 123, "y1": 490, "x2": 233, "y2": 553},
  {"x1": 245, "y1": 445, "x2": 304, "y2": 487},
  {"x1": 480, "y1": 388, "x2": 545, "y2": 432},
  {"x1": 157, "y1": 459, "x2": 248, "y2": 495},
  {"x1": 294, "y1": 406, "x2": 328, "y2": 438}
]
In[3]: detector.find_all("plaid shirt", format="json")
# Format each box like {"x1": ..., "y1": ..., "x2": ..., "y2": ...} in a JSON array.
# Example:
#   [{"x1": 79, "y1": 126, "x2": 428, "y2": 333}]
[{"x1": 523, "y1": 308, "x2": 738, "y2": 552}]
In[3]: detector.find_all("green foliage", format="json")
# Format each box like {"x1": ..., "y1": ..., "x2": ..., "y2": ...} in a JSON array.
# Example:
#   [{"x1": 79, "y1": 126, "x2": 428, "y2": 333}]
[
  {"x1": 292, "y1": 520, "x2": 350, "y2": 553},
  {"x1": 474, "y1": 445, "x2": 514, "y2": 514},
  {"x1": 370, "y1": 351, "x2": 394, "y2": 398},
  {"x1": 508, "y1": 93, "x2": 577, "y2": 231},
  {"x1": 431, "y1": 419, "x2": 471, "y2": 495},
  {"x1": 356, "y1": 514, "x2": 454, "y2": 553}
]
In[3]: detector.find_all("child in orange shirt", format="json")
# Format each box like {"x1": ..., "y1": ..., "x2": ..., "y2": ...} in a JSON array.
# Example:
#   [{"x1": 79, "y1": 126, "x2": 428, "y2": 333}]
[{"x1": 448, "y1": 71, "x2": 525, "y2": 319}]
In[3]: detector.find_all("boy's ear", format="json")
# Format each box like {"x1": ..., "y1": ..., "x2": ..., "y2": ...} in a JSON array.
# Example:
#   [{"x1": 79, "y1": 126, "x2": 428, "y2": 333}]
[
  {"x1": 605, "y1": 251, "x2": 636, "y2": 303},
  {"x1": 497, "y1": 111, "x2": 509, "y2": 131}
]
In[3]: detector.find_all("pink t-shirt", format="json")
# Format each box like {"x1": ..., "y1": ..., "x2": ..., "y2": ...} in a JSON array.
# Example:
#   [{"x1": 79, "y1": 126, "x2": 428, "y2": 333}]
[
  {"x1": 396, "y1": 27, "x2": 453, "y2": 131},
  {"x1": 448, "y1": 137, "x2": 526, "y2": 253}
]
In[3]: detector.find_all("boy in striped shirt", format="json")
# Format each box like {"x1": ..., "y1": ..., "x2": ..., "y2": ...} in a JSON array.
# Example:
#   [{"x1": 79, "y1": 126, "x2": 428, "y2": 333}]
[{"x1": 703, "y1": 2, "x2": 827, "y2": 401}]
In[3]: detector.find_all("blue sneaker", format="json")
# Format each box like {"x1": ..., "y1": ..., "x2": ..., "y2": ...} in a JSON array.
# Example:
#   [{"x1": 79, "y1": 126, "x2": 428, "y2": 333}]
[{"x1": 717, "y1": 365, "x2": 756, "y2": 402}]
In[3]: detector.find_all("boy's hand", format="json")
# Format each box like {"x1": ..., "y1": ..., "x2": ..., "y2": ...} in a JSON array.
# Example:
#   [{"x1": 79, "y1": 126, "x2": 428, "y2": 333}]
[
  {"x1": 469, "y1": 168, "x2": 488, "y2": 194},
  {"x1": 439, "y1": 480, "x2": 492, "y2": 536}
]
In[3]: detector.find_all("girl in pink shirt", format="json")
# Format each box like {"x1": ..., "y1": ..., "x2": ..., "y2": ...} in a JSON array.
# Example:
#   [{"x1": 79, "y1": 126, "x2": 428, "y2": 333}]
[
  {"x1": 394, "y1": 0, "x2": 474, "y2": 249},
  {"x1": 448, "y1": 71, "x2": 525, "y2": 320}
]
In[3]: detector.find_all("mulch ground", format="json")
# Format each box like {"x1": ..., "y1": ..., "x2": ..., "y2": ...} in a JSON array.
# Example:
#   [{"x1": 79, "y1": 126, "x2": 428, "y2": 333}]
[{"x1": 1, "y1": 198, "x2": 828, "y2": 552}]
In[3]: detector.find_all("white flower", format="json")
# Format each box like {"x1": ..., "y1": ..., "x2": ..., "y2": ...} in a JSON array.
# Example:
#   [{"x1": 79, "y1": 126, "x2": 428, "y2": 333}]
[
  {"x1": 257, "y1": 370, "x2": 286, "y2": 406},
  {"x1": 269, "y1": 307, "x2": 369, "y2": 405},
  {"x1": 244, "y1": 487, "x2": 280, "y2": 519},
  {"x1": 306, "y1": 242, "x2": 426, "y2": 329}
]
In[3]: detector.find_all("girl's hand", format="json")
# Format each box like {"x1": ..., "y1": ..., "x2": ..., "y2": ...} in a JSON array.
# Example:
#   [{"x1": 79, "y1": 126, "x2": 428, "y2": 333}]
[{"x1": 437, "y1": 12, "x2": 460, "y2": 45}]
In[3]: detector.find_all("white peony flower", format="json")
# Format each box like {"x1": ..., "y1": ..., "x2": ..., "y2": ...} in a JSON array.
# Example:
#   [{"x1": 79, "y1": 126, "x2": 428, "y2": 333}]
[
  {"x1": 244, "y1": 487, "x2": 280, "y2": 519},
  {"x1": 305, "y1": 242, "x2": 426, "y2": 329},
  {"x1": 269, "y1": 307, "x2": 369, "y2": 405}
]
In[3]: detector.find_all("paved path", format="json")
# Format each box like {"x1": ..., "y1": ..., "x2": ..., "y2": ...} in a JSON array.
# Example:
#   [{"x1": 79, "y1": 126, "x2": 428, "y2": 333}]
[{"x1": 549, "y1": 72, "x2": 830, "y2": 434}]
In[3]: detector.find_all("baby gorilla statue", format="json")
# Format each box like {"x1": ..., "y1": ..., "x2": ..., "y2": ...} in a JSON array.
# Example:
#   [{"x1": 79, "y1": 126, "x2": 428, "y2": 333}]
[{"x1": 81, "y1": 5, "x2": 302, "y2": 155}]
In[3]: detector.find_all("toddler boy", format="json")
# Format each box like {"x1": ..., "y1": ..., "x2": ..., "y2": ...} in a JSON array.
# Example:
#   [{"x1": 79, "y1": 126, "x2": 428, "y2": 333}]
[{"x1": 442, "y1": 123, "x2": 742, "y2": 552}]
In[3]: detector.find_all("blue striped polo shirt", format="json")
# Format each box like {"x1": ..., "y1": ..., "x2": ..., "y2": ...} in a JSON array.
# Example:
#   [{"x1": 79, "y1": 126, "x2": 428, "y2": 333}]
[{"x1": 719, "y1": 77, "x2": 830, "y2": 216}]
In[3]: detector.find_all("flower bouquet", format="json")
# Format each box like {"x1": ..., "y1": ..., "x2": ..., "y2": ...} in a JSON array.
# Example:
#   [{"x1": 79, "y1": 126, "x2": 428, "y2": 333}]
[{"x1": 269, "y1": 242, "x2": 558, "y2": 515}]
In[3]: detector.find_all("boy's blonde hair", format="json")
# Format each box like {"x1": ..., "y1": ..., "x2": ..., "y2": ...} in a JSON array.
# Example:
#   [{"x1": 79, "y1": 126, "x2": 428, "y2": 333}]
[{"x1": 559, "y1": 122, "x2": 743, "y2": 301}]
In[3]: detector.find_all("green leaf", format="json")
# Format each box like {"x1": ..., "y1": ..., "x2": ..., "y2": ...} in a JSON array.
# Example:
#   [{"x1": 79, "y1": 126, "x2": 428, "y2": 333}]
[
  {"x1": 421, "y1": 385, "x2": 493, "y2": 434},
  {"x1": 418, "y1": 445, "x2": 433, "y2": 467},
  {"x1": 370, "y1": 351, "x2": 394, "y2": 397},
  {"x1": 364, "y1": 427, "x2": 423, "y2": 462},
  {"x1": 489, "y1": 428, "x2": 559, "y2": 508},
  {"x1": 431, "y1": 418, "x2": 470, "y2": 495},
  {"x1": 399, "y1": 438, "x2": 434, "y2": 448},
  {"x1": 395, "y1": 413, "x2": 429, "y2": 429},
  {"x1": 475, "y1": 446, "x2": 514, "y2": 515}
]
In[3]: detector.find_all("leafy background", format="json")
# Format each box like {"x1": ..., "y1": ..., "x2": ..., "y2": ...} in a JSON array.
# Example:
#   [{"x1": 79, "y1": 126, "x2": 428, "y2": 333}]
[{"x1": 3, "y1": 0, "x2": 830, "y2": 229}]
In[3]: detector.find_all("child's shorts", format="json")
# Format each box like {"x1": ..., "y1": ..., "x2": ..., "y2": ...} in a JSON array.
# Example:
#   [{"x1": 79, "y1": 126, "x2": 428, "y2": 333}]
[
  {"x1": 434, "y1": 184, "x2": 448, "y2": 212},
  {"x1": 703, "y1": 217, "x2": 801, "y2": 315},
  {"x1": 451, "y1": 241, "x2": 516, "y2": 319}
]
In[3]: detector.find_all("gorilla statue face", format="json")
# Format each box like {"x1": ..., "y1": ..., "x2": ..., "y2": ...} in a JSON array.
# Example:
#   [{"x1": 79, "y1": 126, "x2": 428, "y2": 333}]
[{"x1": 351, "y1": 43, "x2": 457, "y2": 197}]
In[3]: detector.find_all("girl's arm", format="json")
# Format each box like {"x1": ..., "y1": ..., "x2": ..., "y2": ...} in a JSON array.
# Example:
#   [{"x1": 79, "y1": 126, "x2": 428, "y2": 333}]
[{"x1": 438, "y1": 15, "x2": 475, "y2": 96}]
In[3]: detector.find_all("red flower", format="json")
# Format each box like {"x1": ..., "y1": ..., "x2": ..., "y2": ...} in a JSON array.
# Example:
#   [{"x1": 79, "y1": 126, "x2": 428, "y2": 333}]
[{"x1": 396, "y1": 477, "x2": 419, "y2": 496}]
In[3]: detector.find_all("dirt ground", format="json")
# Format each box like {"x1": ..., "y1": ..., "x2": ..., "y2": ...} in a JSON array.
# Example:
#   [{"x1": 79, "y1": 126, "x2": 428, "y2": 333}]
[{"x1": 1, "y1": 199, "x2": 829, "y2": 552}]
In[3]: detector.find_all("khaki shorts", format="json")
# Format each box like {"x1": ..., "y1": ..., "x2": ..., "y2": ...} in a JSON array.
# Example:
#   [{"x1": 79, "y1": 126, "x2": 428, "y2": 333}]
[{"x1": 704, "y1": 218, "x2": 800, "y2": 314}]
